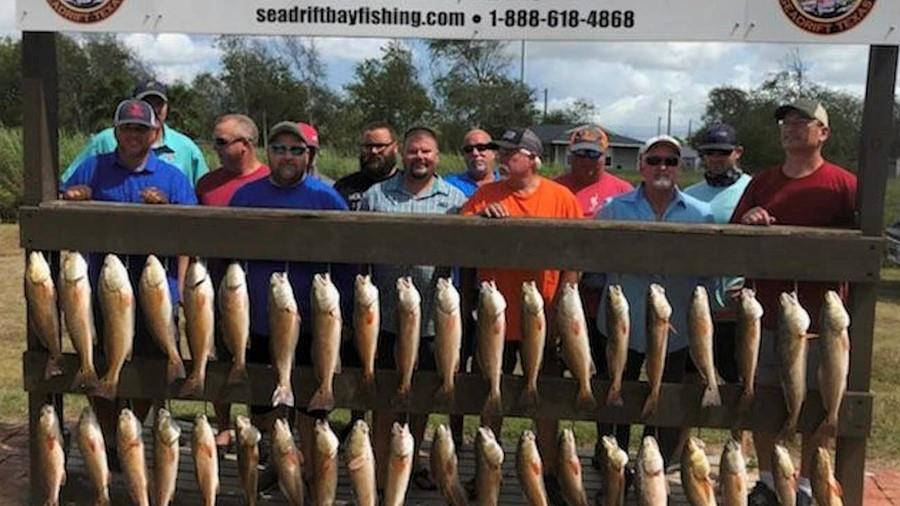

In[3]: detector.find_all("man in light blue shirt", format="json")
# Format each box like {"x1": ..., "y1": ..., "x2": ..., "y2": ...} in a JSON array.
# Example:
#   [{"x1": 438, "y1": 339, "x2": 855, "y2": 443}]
[
  {"x1": 588, "y1": 135, "x2": 714, "y2": 484},
  {"x1": 61, "y1": 79, "x2": 209, "y2": 186},
  {"x1": 443, "y1": 128, "x2": 501, "y2": 197},
  {"x1": 684, "y1": 123, "x2": 752, "y2": 387}
]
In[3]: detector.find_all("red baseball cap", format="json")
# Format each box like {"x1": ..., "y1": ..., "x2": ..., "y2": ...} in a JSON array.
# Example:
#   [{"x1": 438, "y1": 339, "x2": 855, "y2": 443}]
[{"x1": 298, "y1": 122, "x2": 319, "y2": 149}]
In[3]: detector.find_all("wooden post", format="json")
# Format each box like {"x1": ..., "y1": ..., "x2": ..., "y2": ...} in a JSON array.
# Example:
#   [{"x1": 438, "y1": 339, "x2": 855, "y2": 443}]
[
  {"x1": 838, "y1": 44, "x2": 898, "y2": 506},
  {"x1": 22, "y1": 31, "x2": 59, "y2": 505}
]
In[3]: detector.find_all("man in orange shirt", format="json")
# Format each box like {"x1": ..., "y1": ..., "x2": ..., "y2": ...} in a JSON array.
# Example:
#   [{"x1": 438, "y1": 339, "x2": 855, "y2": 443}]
[{"x1": 461, "y1": 127, "x2": 582, "y2": 503}]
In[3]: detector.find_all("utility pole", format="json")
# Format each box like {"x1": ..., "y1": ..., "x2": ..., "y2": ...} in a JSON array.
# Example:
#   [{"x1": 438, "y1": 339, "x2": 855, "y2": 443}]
[
  {"x1": 666, "y1": 98, "x2": 672, "y2": 135},
  {"x1": 688, "y1": 119, "x2": 693, "y2": 138},
  {"x1": 520, "y1": 40, "x2": 526, "y2": 82},
  {"x1": 657, "y1": 116, "x2": 662, "y2": 135},
  {"x1": 543, "y1": 88, "x2": 548, "y2": 118}
]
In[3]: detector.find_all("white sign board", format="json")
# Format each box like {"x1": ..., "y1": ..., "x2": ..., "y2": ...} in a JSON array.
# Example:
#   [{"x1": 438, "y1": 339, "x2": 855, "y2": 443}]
[{"x1": 16, "y1": 0, "x2": 900, "y2": 44}]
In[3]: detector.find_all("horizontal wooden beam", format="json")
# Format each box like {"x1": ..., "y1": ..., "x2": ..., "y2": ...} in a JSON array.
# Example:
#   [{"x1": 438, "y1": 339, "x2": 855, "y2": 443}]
[
  {"x1": 19, "y1": 202, "x2": 881, "y2": 281},
  {"x1": 23, "y1": 351, "x2": 872, "y2": 437}
]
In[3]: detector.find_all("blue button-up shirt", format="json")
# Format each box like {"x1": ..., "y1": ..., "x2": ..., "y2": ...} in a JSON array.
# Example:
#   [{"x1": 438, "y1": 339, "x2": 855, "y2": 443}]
[
  {"x1": 359, "y1": 172, "x2": 467, "y2": 336},
  {"x1": 61, "y1": 124, "x2": 209, "y2": 186},
  {"x1": 444, "y1": 170, "x2": 501, "y2": 197},
  {"x1": 592, "y1": 185, "x2": 715, "y2": 353},
  {"x1": 229, "y1": 176, "x2": 352, "y2": 336},
  {"x1": 61, "y1": 150, "x2": 198, "y2": 305}
]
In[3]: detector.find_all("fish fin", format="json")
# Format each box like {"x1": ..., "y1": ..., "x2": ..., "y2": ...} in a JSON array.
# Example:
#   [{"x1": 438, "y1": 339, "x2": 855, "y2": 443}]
[
  {"x1": 94, "y1": 492, "x2": 111, "y2": 506},
  {"x1": 271, "y1": 385, "x2": 295, "y2": 408},
  {"x1": 481, "y1": 392, "x2": 502, "y2": 418},
  {"x1": 832, "y1": 479, "x2": 844, "y2": 498},
  {"x1": 668, "y1": 324, "x2": 678, "y2": 335},
  {"x1": 72, "y1": 367, "x2": 99, "y2": 391},
  {"x1": 576, "y1": 387, "x2": 597, "y2": 411},
  {"x1": 167, "y1": 357, "x2": 187, "y2": 385},
  {"x1": 92, "y1": 379, "x2": 117, "y2": 400},
  {"x1": 701, "y1": 384, "x2": 721, "y2": 408},
  {"x1": 179, "y1": 374, "x2": 204, "y2": 398},
  {"x1": 605, "y1": 386, "x2": 624, "y2": 407},
  {"x1": 208, "y1": 345, "x2": 217, "y2": 361},
  {"x1": 803, "y1": 333, "x2": 820, "y2": 340},
  {"x1": 307, "y1": 387, "x2": 334, "y2": 412},
  {"x1": 446, "y1": 480, "x2": 469, "y2": 506},
  {"x1": 641, "y1": 392, "x2": 659, "y2": 420},
  {"x1": 43, "y1": 355, "x2": 64, "y2": 380},
  {"x1": 126, "y1": 346, "x2": 133, "y2": 362},
  {"x1": 335, "y1": 353, "x2": 342, "y2": 374},
  {"x1": 226, "y1": 363, "x2": 248, "y2": 386},
  {"x1": 519, "y1": 387, "x2": 539, "y2": 410}
]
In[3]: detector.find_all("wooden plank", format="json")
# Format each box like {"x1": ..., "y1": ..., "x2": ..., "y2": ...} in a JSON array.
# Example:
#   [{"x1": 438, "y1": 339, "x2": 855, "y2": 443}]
[
  {"x1": 21, "y1": 32, "x2": 58, "y2": 206},
  {"x1": 23, "y1": 351, "x2": 872, "y2": 437},
  {"x1": 837, "y1": 44, "x2": 898, "y2": 506},
  {"x1": 18, "y1": 202, "x2": 882, "y2": 281}
]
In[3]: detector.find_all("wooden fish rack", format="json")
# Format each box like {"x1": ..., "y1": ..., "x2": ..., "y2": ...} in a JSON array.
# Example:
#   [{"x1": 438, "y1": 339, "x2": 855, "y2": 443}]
[{"x1": 18, "y1": 31, "x2": 897, "y2": 506}]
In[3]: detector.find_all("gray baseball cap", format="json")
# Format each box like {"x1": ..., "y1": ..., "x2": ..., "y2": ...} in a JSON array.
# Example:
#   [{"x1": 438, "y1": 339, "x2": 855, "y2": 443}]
[
  {"x1": 776, "y1": 99, "x2": 829, "y2": 128},
  {"x1": 495, "y1": 128, "x2": 543, "y2": 156}
]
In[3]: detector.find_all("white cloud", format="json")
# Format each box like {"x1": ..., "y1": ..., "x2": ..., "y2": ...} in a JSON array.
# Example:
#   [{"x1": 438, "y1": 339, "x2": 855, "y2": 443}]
[
  {"x1": 0, "y1": 1, "x2": 16, "y2": 36},
  {"x1": 122, "y1": 33, "x2": 220, "y2": 83},
  {"x1": 313, "y1": 36, "x2": 390, "y2": 62}
]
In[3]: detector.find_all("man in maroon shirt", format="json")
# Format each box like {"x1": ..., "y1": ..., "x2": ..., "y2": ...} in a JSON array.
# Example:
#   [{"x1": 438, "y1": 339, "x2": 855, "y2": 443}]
[
  {"x1": 195, "y1": 114, "x2": 270, "y2": 451},
  {"x1": 732, "y1": 99, "x2": 856, "y2": 506}
]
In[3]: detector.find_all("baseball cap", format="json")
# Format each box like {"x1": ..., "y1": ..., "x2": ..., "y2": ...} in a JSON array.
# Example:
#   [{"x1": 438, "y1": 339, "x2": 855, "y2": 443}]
[
  {"x1": 775, "y1": 99, "x2": 829, "y2": 128},
  {"x1": 268, "y1": 121, "x2": 311, "y2": 144},
  {"x1": 495, "y1": 128, "x2": 543, "y2": 156},
  {"x1": 568, "y1": 125, "x2": 609, "y2": 153},
  {"x1": 113, "y1": 99, "x2": 158, "y2": 128},
  {"x1": 640, "y1": 135, "x2": 681, "y2": 155},
  {"x1": 133, "y1": 79, "x2": 168, "y2": 102},
  {"x1": 698, "y1": 124, "x2": 738, "y2": 151},
  {"x1": 298, "y1": 122, "x2": 319, "y2": 149}
]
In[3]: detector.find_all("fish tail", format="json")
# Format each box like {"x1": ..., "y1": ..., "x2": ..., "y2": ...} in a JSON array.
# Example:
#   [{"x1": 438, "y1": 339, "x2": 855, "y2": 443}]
[
  {"x1": 641, "y1": 391, "x2": 659, "y2": 420},
  {"x1": 179, "y1": 373, "x2": 204, "y2": 398},
  {"x1": 44, "y1": 354, "x2": 63, "y2": 380},
  {"x1": 519, "y1": 386, "x2": 539, "y2": 409},
  {"x1": 605, "y1": 385, "x2": 624, "y2": 407},
  {"x1": 226, "y1": 363, "x2": 248, "y2": 386},
  {"x1": 482, "y1": 391, "x2": 503, "y2": 418},
  {"x1": 701, "y1": 383, "x2": 721, "y2": 408},
  {"x1": 815, "y1": 416, "x2": 838, "y2": 439},
  {"x1": 271, "y1": 385, "x2": 295, "y2": 408},
  {"x1": 167, "y1": 356, "x2": 187, "y2": 385},
  {"x1": 92, "y1": 378, "x2": 118, "y2": 400},
  {"x1": 72, "y1": 367, "x2": 99, "y2": 391},
  {"x1": 576, "y1": 385, "x2": 597, "y2": 411},
  {"x1": 307, "y1": 386, "x2": 334, "y2": 412}
]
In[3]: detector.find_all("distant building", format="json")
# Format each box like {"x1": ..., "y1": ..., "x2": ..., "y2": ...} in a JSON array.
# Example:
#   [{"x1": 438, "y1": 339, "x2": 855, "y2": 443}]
[{"x1": 531, "y1": 124, "x2": 643, "y2": 171}]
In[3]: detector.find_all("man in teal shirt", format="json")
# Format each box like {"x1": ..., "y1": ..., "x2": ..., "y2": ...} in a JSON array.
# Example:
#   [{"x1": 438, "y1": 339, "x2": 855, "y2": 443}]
[
  {"x1": 684, "y1": 123, "x2": 752, "y2": 385},
  {"x1": 61, "y1": 79, "x2": 209, "y2": 186}
]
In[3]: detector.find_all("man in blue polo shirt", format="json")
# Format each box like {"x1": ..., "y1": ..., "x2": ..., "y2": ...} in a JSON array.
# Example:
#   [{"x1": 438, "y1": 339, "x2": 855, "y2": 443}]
[
  {"x1": 61, "y1": 98, "x2": 197, "y2": 464},
  {"x1": 444, "y1": 128, "x2": 501, "y2": 197},
  {"x1": 589, "y1": 135, "x2": 714, "y2": 499},
  {"x1": 61, "y1": 79, "x2": 209, "y2": 186},
  {"x1": 229, "y1": 120, "x2": 351, "y2": 490}
]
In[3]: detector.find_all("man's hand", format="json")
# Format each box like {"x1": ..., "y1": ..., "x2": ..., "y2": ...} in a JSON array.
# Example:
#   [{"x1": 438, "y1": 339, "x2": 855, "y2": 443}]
[
  {"x1": 62, "y1": 185, "x2": 92, "y2": 201},
  {"x1": 141, "y1": 187, "x2": 169, "y2": 204},
  {"x1": 740, "y1": 206, "x2": 776, "y2": 225},
  {"x1": 481, "y1": 202, "x2": 510, "y2": 218}
]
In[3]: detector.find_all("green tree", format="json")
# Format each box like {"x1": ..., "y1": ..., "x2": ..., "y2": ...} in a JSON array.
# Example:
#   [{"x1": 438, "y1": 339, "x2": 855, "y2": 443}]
[
  {"x1": 0, "y1": 38, "x2": 22, "y2": 127},
  {"x1": 345, "y1": 40, "x2": 433, "y2": 134},
  {"x1": 542, "y1": 98, "x2": 597, "y2": 125}
]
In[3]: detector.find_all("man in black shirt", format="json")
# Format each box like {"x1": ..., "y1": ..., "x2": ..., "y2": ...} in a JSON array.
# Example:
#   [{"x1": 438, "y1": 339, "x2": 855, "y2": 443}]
[{"x1": 334, "y1": 121, "x2": 400, "y2": 209}]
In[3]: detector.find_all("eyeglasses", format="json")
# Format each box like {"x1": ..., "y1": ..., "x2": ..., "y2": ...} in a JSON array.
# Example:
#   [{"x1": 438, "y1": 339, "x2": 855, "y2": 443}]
[
  {"x1": 571, "y1": 149, "x2": 603, "y2": 160},
  {"x1": 360, "y1": 142, "x2": 394, "y2": 152},
  {"x1": 701, "y1": 149, "x2": 733, "y2": 157},
  {"x1": 270, "y1": 144, "x2": 308, "y2": 156},
  {"x1": 213, "y1": 137, "x2": 245, "y2": 148},
  {"x1": 778, "y1": 118, "x2": 819, "y2": 128},
  {"x1": 645, "y1": 156, "x2": 680, "y2": 167},
  {"x1": 461, "y1": 143, "x2": 498, "y2": 154}
]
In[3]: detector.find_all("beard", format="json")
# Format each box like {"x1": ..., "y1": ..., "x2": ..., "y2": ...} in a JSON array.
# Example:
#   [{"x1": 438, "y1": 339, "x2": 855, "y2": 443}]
[
  {"x1": 649, "y1": 175, "x2": 674, "y2": 190},
  {"x1": 360, "y1": 152, "x2": 397, "y2": 177}
]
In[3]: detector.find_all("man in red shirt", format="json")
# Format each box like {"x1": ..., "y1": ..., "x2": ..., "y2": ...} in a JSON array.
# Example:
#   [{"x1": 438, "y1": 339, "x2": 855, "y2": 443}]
[
  {"x1": 732, "y1": 99, "x2": 856, "y2": 506},
  {"x1": 554, "y1": 124, "x2": 633, "y2": 217},
  {"x1": 195, "y1": 114, "x2": 269, "y2": 452}
]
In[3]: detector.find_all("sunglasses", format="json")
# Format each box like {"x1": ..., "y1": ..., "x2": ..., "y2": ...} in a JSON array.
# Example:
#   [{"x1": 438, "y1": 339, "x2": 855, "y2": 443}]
[
  {"x1": 645, "y1": 156, "x2": 680, "y2": 167},
  {"x1": 270, "y1": 144, "x2": 308, "y2": 156},
  {"x1": 571, "y1": 149, "x2": 603, "y2": 160},
  {"x1": 213, "y1": 137, "x2": 245, "y2": 148},
  {"x1": 461, "y1": 143, "x2": 498, "y2": 154},
  {"x1": 702, "y1": 149, "x2": 733, "y2": 157},
  {"x1": 360, "y1": 142, "x2": 394, "y2": 152}
]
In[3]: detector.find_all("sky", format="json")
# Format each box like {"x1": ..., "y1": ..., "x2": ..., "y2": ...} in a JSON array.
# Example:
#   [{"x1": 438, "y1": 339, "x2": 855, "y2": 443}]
[{"x1": 0, "y1": 1, "x2": 883, "y2": 140}]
